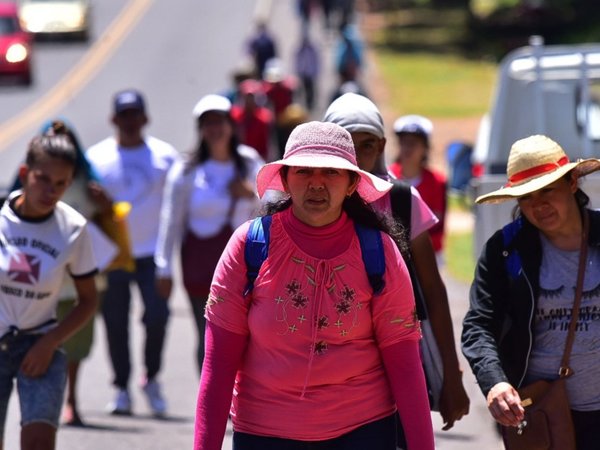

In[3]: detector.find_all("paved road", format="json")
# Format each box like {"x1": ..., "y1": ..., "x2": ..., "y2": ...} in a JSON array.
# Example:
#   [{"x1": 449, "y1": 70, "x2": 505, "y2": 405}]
[{"x1": 2, "y1": 1, "x2": 504, "y2": 448}]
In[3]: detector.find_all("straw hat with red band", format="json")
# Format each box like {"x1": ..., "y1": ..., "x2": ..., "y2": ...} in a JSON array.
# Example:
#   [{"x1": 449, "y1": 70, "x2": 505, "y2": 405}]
[
  {"x1": 476, "y1": 134, "x2": 600, "y2": 204},
  {"x1": 256, "y1": 121, "x2": 393, "y2": 203}
]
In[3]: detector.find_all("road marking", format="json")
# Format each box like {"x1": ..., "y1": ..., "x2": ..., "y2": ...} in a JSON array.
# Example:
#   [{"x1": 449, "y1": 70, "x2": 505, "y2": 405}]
[{"x1": 0, "y1": 0, "x2": 154, "y2": 153}]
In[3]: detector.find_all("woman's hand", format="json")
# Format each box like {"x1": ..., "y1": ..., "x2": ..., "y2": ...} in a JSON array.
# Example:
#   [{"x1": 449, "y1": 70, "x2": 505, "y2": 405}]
[
  {"x1": 486, "y1": 382, "x2": 525, "y2": 427},
  {"x1": 439, "y1": 370, "x2": 470, "y2": 430},
  {"x1": 20, "y1": 334, "x2": 59, "y2": 377},
  {"x1": 156, "y1": 277, "x2": 173, "y2": 300}
]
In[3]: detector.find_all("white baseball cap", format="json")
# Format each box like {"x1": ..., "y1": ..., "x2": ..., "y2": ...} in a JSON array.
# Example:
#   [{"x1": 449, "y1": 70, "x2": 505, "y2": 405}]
[{"x1": 192, "y1": 94, "x2": 231, "y2": 120}]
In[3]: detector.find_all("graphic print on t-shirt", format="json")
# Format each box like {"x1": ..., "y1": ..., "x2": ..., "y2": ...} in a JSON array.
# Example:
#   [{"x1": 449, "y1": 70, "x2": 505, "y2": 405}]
[
  {"x1": 8, "y1": 251, "x2": 40, "y2": 284},
  {"x1": 0, "y1": 232, "x2": 64, "y2": 302}
]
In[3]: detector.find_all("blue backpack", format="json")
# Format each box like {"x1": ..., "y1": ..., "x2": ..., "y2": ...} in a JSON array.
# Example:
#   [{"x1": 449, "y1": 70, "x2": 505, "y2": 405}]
[{"x1": 243, "y1": 215, "x2": 386, "y2": 297}]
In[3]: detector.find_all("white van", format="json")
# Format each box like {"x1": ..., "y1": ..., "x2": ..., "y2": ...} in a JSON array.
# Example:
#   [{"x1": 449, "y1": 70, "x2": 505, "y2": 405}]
[{"x1": 472, "y1": 36, "x2": 600, "y2": 256}]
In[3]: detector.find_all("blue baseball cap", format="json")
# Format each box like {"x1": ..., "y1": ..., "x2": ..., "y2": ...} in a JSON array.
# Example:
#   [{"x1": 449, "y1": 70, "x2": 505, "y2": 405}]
[{"x1": 113, "y1": 89, "x2": 146, "y2": 114}]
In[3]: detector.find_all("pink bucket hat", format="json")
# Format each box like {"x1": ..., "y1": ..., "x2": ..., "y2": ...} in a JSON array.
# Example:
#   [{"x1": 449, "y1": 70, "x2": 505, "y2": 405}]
[{"x1": 256, "y1": 121, "x2": 393, "y2": 203}]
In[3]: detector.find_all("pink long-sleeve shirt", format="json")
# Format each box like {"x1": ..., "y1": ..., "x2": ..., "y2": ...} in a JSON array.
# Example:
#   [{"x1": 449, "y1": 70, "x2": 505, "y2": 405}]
[{"x1": 196, "y1": 207, "x2": 434, "y2": 447}]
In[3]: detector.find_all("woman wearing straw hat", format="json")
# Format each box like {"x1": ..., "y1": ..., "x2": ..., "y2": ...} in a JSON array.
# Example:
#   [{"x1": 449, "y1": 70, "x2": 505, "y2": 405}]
[
  {"x1": 462, "y1": 135, "x2": 600, "y2": 449},
  {"x1": 194, "y1": 121, "x2": 434, "y2": 450}
]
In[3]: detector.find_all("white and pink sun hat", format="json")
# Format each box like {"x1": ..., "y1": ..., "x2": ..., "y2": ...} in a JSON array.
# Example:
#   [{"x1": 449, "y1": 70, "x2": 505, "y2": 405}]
[{"x1": 256, "y1": 121, "x2": 393, "y2": 203}]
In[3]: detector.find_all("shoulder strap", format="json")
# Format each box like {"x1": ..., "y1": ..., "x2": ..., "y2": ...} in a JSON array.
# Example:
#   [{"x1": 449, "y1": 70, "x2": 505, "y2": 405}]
[
  {"x1": 502, "y1": 217, "x2": 524, "y2": 279},
  {"x1": 244, "y1": 216, "x2": 387, "y2": 297},
  {"x1": 243, "y1": 215, "x2": 273, "y2": 296},
  {"x1": 389, "y1": 180, "x2": 429, "y2": 320},
  {"x1": 559, "y1": 210, "x2": 589, "y2": 377},
  {"x1": 389, "y1": 180, "x2": 412, "y2": 236},
  {"x1": 354, "y1": 223, "x2": 386, "y2": 296}
]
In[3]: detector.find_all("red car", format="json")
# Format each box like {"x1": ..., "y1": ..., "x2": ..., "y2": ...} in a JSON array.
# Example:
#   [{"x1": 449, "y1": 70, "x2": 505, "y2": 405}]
[{"x1": 0, "y1": 2, "x2": 32, "y2": 85}]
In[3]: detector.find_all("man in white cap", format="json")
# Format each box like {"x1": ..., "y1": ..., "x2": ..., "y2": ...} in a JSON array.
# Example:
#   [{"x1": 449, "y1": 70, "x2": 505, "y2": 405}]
[{"x1": 324, "y1": 93, "x2": 470, "y2": 445}]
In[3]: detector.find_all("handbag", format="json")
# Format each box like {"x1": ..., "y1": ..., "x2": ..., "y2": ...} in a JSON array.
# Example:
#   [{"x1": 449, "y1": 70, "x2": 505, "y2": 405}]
[
  {"x1": 419, "y1": 316, "x2": 444, "y2": 411},
  {"x1": 180, "y1": 199, "x2": 237, "y2": 299},
  {"x1": 501, "y1": 211, "x2": 589, "y2": 450}
]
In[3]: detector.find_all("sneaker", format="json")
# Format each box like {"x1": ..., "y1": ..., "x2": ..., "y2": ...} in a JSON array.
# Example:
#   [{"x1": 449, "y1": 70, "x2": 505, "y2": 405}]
[
  {"x1": 107, "y1": 389, "x2": 132, "y2": 416},
  {"x1": 142, "y1": 379, "x2": 167, "y2": 416}
]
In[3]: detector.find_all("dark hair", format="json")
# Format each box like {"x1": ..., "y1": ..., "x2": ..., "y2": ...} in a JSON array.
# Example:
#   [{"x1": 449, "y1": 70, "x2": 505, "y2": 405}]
[
  {"x1": 261, "y1": 167, "x2": 409, "y2": 254},
  {"x1": 45, "y1": 120, "x2": 83, "y2": 150},
  {"x1": 25, "y1": 134, "x2": 77, "y2": 170},
  {"x1": 187, "y1": 116, "x2": 247, "y2": 178},
  {"x1": 511, "y1": 171, "x2": 590, "y2": 219}
]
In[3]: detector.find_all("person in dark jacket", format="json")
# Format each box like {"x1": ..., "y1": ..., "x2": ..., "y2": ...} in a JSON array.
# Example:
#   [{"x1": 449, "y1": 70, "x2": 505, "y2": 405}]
[{"x1": 461, "y1": 134, "x2": 600, "y2": 449}]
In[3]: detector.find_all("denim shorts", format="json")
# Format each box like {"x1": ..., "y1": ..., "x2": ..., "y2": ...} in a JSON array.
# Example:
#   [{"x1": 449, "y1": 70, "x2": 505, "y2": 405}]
[{"x1": 0, "y1": 333, "x2": 67, "y2": 440}]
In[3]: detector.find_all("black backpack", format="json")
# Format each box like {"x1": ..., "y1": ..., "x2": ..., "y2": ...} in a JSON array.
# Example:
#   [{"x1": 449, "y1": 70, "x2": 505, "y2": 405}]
[{"x1": 389, "y1": 180, "x2": 428, "y2": 321}]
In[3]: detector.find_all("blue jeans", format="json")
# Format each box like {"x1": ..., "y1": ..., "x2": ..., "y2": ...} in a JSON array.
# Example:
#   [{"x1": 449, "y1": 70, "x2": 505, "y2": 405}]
[
  {"x1": 0, "y1": 334, "x2": 67, "y2": 441},
  {"x1": 232, "y1": 413, "x2": 396, "y2": 450},
  {"x1": 102, "y1": 256, "x2": 169, "y2": 389}
]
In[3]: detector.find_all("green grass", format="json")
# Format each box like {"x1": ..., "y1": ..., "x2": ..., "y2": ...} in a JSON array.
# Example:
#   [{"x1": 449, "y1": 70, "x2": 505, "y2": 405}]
[
  {"x1": 366, "y1": 5, "x2": 491, "y2": 279},
  {"x1": 446, "y1": 229, "x2": 475, "y2": 283},
  {"x1": 366, "y1": 6, "x2": 498, "y2": 118},
  {"x1": 373, "y1": 49, "x2": 497, "y2": 118}
]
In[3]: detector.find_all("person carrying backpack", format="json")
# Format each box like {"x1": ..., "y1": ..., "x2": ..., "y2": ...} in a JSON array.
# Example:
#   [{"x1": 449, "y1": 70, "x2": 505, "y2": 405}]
[
  {"x1": 193, "y1": 121, "x2": 434, "y2": 450},
  {"x1": 323, "y1": 93, "x2": 469, "y2": 447}
]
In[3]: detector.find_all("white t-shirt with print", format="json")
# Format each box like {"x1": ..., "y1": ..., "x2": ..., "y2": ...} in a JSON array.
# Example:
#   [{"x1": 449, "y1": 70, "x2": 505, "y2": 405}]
[
  {"x1": 155, "y1": 145, "x2": 264, "y2": 278},
  {"x1": 0, "y1": 196, "x2": 97, "y2": 336},
  {"x1": 86, "y1": 136, "x2": 180, "y2": 258}
]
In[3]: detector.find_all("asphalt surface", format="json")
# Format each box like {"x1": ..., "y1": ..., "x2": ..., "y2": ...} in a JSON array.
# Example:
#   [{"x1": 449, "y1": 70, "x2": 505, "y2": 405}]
[{"x1": 2, "y1": 1, "x2": 504, "y2": 448}]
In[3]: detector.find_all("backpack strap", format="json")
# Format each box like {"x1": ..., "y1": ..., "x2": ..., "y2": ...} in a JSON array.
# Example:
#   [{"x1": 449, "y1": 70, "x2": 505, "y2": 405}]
[
  {"x1": 243, "y1": 215, "x2": 386, "y2": 297},
  {"x1": 502, "y1": 217, "x2": 524, "y2": 279},
  {"x1": 389, "y1": 180, "x2": 412, "y2": 236},
  {"x1": 354, "y1": 223, "x2": 386, "y2": 296},
  {"x1": 388, "y1": 180, "x2": 428, "y2": 320},
  {"x1": 243, "y1": 215, "x2": 273, "y2": 296}
]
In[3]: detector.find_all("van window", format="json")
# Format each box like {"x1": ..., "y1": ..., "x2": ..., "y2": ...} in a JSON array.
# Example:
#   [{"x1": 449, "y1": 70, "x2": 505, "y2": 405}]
[{"x1": 576, "y1": 82, "x2": 600, "y2": 142}]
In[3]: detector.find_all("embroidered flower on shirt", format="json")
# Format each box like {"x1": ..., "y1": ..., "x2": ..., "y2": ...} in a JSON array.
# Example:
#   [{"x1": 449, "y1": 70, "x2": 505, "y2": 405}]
[
  {"x1": 206, "y1": 293, "x2": 224, "y2": 308},
  {"x1": 340, "y1": 285, "x2": 355, "y2": 302},
  {"x1": 317, "y1": 315, "x2": 329, "y2": 330},
  {"x1": 291, "y1": 293, "x2": 309, "y2": 309},
  {"x1": 335, "y1": 285, "x2": 356, "y2": 315},
  {"x1": 335, "y1": 300, "x2": 352, "y2": 315},
  {"x1": 286, "y1": 279, "x2": 301, "y2": 296},
  {"x1": 314, "y1": 340, "x2": 328, "y2": 354}
]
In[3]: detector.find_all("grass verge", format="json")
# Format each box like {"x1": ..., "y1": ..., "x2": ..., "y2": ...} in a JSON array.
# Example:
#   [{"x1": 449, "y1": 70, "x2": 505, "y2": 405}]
[
  {"x1": 364, "y1": 6, "x2": 498, "y2": 117},
  {"x1": 445, "y1": 230, "x2": 475, "y2": 283},
  {"x1": 373, "y1": 50, "x2": 496, "y2": 117}
]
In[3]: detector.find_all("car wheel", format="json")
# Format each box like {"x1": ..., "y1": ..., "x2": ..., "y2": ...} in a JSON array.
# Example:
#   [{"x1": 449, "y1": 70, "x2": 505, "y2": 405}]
[{"x1": 21, "y1": 72, "x2": 32, "y2": 86}]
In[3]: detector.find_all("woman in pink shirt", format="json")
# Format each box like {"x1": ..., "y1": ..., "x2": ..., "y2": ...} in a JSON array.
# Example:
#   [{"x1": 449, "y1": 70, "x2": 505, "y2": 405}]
[{"x1": 194, "y1": 121, "x2": 434, "y2": 450}]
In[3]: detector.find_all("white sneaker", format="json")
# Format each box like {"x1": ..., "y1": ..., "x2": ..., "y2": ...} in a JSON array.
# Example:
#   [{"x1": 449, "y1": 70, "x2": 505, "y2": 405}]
[
  {"x1": 107, "y1": 389, "x2": 132, "y2": 416},
  {"x1": 142, "y1": 379, "x2": 167, "y2": 416}
]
